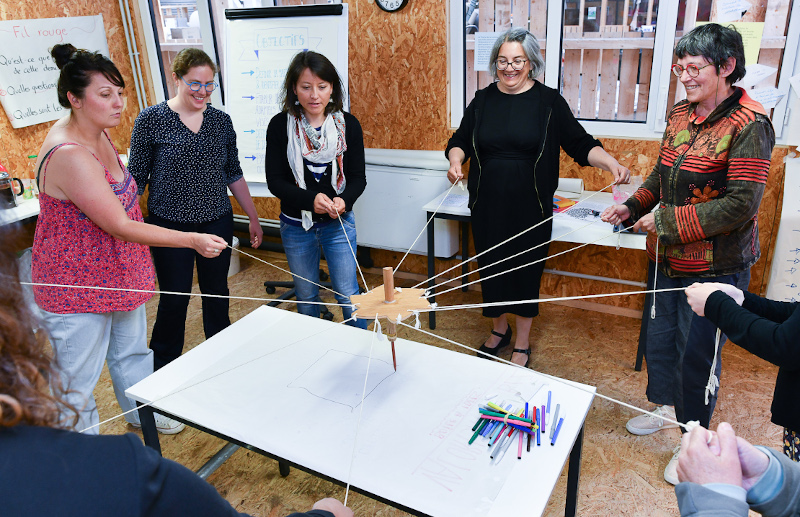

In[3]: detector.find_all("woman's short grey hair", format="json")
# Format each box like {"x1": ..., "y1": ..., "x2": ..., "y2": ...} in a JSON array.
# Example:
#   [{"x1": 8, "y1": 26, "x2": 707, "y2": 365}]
[
  {"x1": 674, "y1": 23, "x2": 746, "y2": 85},
  {"x1": 489, "y1": 28, "x2": 545, "y2": 81}
]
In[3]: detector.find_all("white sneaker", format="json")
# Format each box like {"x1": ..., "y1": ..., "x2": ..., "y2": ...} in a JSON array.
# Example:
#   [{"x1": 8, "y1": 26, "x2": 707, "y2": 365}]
[
  {"x1": 131, "y1": 413, "x2": 186, "y2": 435},
  {"x1": 626, "y1": 405, "x2": 679, "y2": 435},
  {"x1": 664, "y1": 444, "x2": 681, "y2": 485}
]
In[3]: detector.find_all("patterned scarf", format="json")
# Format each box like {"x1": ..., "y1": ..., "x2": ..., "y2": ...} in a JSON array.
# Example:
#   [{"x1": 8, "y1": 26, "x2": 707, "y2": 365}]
[{"x1": 287, "y1": 111, "x2": 347, "y2": 230}]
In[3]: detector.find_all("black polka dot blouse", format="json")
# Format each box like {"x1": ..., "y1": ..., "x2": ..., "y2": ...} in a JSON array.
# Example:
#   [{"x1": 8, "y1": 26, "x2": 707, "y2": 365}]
[{"x1": 128, "y1": 101, "x2": 244, "y2": 223}]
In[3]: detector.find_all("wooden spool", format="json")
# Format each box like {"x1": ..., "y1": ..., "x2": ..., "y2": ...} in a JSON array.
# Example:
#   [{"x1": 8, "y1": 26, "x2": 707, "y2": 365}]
[{"x1": 350, "y1": 267, "x2": 430, "y2": 323}]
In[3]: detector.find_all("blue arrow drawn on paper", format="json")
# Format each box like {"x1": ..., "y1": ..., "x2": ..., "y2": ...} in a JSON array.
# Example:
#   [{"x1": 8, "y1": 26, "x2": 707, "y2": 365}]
[
  {"x1": 787, "y1": 268, "x2": 797, "y2": 274},
  {"x1": 242, "y1": 96, "x2": 254, "y2": 100},
  {"x1": 242, "y1": 70, "x2": 254, "y2": 76},
  {"x1": 244, "y1": 156, "x2": 256, "y2": 161},
  {"x1": 242, "y1": 130, "x2": 255, "y2": 134}
]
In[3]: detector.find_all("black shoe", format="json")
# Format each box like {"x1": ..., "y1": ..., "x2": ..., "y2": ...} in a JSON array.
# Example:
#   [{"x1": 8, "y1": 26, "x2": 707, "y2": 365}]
[
  {"x1": 511, "y1": 348, "x2": 531, "y2": 368},
  {"x1": 477, "y1": 326, "x2": 512, "y2": 358}
]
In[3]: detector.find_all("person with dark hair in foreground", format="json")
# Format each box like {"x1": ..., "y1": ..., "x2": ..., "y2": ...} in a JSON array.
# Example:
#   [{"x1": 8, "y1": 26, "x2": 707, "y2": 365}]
[
  {"x1": 0, "y1": 225, "x2": 352, "y2": 517},
  {"x1": 676, "y1": 422, "x2": 800, "y2": 516}
]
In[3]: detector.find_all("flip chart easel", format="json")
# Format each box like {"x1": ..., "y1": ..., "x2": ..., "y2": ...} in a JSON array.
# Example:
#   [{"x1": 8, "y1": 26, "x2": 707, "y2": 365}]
[
  {"x1": 223, "y1": 4, "x2": 349, "y2": 185},
  {"x1": 0, "y1": 15, "x2": 109, "y2": 128}
]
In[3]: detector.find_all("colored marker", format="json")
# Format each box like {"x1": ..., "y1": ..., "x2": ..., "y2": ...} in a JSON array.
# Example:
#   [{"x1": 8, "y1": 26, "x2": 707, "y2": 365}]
[
  {"x1": 517, "y1": 424, "x2": 523, "y2": 459},
  {"x1": 469, "y1": 419, "x2": 488, "y2": 444},
  {"x1": 536, "y1": 408, "x2": 541, "y2": 446},
  {"x1": 526, "y1": 404, "x2": 532, "y2": 452},
  {"x1": 551, "y1": 413, "x2": 565, "y2": 446},
  {"x1": 550, "y1": 404, "x2": 561, "y2": 440},
  {"x1": 541, "y1": 404, "x2": 545, "y2": 434},
  {"x1": 495, "y1": 430, "x2": 517, "y2": 462},
  {"x1": 547, "y1": 391, "x2": 551, "y2": 414}
]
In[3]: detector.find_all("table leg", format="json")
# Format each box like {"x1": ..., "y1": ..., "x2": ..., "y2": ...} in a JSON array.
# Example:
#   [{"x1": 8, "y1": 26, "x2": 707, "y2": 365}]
[
  {"x1": 137, "y1": 403, "x2": 161, "y2": 456},
  {"x1": 565, "y1": 424, "x2": 585, "y2": 517},
  {"x1": 427, "y1": 211, "x2": 436, "y2": 330}
]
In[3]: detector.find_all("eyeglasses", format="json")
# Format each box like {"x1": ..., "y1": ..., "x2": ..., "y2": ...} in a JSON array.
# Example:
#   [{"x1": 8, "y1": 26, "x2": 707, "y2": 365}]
[
  {"x1": 180, "y1": 76, "x2": 218, "y2": 93},
  {"x1": 671, "y1": 63, "x2": 714, "y2": 78},
  {"x1": 496, "y1": 58, "x2": 528, "y2": 71}
]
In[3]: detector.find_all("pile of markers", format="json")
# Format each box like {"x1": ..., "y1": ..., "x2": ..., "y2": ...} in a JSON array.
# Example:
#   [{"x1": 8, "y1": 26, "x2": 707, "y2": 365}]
[{"x1": 468, "y1": 394, "x2": 565, "y2": 464}]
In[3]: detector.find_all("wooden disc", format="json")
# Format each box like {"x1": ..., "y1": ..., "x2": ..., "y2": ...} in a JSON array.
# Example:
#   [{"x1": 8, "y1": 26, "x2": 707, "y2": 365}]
[{"x1": 351, "y1": 285, "x2": 431, "y2": 322}]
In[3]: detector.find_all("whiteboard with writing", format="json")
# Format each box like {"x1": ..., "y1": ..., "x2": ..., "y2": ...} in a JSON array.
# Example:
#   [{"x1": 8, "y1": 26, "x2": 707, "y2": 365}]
[
  {"x1": 0, "y1": 15, "x2": 109, "y2": 129},
  {"x1": 224, "y1": 5, "x2": 348, "y2": 184}
]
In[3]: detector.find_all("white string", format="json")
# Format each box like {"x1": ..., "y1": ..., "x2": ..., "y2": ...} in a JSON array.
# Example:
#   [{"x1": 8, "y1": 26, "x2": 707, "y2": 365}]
[
  {"x1": 231, "y1": 244, "x2": 347, "y2": 298},
  {"x1": 78, "y1": 316, "x2": 360, "y2": 433},
  {"x1": 411, "y1": 182, "x2": 616, "y2": 290},
  {"x1": 20, "y1": 281, "x2": 353, "y2": 309},
  {"x1": 429, "y1": 223, "x2": 633, "y2": 299},
  {"x1": 336, "y1": 213, "x2": 370, "y2": 293},
  {"x1": 395, "y1": 181, "x2": 459, "y2": 274},
  {"x1": 426, "y1": 213, "x2": 613, "y2": 294},
  {"x1": 343, "y1": 314, "x2": 380, "y2": 506},
  {"x1": 417, "y1": 286, "x2": 687, "y2": 313},
  {"x1": 398, "y1": 321, "x2": 691, "y2": 432},
  {"x1": 705, "y1": 328, "x2": 722, "y2": 405},
  {"x1": 651, "y1": 234, "x2": 659, "y2": 319}
]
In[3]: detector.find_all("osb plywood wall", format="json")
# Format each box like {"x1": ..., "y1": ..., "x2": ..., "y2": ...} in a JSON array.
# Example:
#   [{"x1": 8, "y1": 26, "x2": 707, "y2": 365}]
[{"x1": 0, "y1": 2, "x2": 142, "y2": 179}]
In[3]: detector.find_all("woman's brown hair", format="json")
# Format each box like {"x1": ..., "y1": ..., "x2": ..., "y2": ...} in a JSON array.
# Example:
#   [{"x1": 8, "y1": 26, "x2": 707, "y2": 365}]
[{"x1": 0, "y1": 226, "x2": 77, "y2": 429}]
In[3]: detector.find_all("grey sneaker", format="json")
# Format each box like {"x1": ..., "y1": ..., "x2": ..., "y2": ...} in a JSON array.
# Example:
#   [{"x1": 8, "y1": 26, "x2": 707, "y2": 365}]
[
  {"x1": 664, "y1": 444, "x2": 681, "y2": 485},
  {"x1": 626, "y1": 405, "x2": 678, "y2": 435},
  {"x1": 131, "y1": 413, "x2": 186, "y2": 435}
]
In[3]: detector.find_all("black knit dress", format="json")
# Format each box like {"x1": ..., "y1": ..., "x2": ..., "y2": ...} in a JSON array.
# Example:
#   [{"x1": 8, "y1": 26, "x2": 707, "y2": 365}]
[{"x1": 469, "y1": 85, "x2": 551, "y2": 318}]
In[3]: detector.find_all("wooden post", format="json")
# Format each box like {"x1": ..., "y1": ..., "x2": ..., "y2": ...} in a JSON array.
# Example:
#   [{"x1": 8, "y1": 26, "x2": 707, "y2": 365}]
[{"x1": 383, "y1": 267, "x2": 395, "y2": 303}]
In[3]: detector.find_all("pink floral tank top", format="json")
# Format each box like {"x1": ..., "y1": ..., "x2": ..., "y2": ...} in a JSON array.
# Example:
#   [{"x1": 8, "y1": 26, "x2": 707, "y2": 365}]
[{"x1": 32, "y1": 136, "x2": 155, "y2": 314}]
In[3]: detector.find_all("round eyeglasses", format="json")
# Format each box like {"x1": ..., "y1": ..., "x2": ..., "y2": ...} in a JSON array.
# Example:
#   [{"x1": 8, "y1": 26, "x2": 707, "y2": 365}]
[
  {"x1": 180, "y1": 75, "x2": 218, "y2": 93},
  {"x1": 671, "y1": 63, "x2": 713, "y2": 78},
  {"x1": 496, "y1": 58, "x2": 528, "y2": 71}
]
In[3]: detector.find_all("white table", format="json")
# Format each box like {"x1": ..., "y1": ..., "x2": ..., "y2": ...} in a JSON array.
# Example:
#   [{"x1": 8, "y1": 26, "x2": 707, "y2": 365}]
[
  {"x1": 127, "y1": 305, "x2": 596, "y2": 517},
  {"x1": 1, "y1": 197, "x2": 39, "y2": 225},
  {"x1": 422, "y1": 189, "x2": 645, "y2": 329}
]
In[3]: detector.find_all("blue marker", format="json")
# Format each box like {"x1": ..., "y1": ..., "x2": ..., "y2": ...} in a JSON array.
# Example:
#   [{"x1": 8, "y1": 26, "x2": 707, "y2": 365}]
[
  {"x1": 547, "y1": 391, "x2": 551, "y2": 414},
  {"x1": 551, "y1": 415, "x2": 565, "y2": 446},
  {"x1": 535, "y1": 407, "x2": 541, "y2": 446}
]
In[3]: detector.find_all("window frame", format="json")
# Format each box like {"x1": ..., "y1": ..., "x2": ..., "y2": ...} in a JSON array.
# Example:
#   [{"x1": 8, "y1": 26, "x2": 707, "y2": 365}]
[{"x1": 450, "y1": 0, "x2": 800, "y2": 144}]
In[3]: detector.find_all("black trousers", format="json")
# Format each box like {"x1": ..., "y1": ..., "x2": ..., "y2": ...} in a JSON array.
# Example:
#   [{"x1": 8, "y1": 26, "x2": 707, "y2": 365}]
[{"x1": 148, "y1": 213, "x2": 233, "y2": 370}]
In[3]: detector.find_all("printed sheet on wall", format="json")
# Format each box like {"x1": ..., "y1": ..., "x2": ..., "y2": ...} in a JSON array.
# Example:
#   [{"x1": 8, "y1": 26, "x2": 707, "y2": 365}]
[
  {"x1": 766, "y1": 155, "x2": 800, "y2": 302},
  {"x1": 224, "y1": 4, "x2": 349, "y2": 186},
  {"x1": 0, "y1": 15, "x2": 109, "y2": 129}
]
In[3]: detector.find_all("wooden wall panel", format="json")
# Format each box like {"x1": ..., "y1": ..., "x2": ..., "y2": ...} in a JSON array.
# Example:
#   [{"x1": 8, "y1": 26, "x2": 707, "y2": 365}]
[
  {"x1": 0, "y1": 2, "x2": 140, "y2": 180},
  {"x1": 347, "y1": 0, "x2": 452, "y2": 151}
]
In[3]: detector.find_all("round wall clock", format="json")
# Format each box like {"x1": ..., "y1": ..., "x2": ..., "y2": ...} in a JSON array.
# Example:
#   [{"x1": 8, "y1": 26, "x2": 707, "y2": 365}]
[{"x1": 375, "y1": 0, "x2": 409, "y2": 13}]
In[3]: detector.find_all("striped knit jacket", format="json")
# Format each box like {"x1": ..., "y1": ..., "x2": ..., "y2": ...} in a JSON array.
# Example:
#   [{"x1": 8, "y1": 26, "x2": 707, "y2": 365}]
[{"x1": 623, "y1": 88, "x2": 775, "y2": 278}]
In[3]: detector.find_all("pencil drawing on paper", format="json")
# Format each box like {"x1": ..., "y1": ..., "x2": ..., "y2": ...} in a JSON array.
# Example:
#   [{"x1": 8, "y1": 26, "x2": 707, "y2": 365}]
[{"x1": 287, "y1": 349, "x2": 395, "y2": 410}]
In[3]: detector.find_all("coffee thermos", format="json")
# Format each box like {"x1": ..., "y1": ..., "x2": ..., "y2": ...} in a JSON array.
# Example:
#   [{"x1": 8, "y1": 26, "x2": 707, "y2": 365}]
[{"x1": 0, "y1": 167, "x2": 24, "y2": 209}]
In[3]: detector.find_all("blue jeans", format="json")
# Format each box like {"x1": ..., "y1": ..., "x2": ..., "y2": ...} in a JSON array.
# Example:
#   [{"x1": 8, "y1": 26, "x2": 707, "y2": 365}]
[
  {"x1": 280, "y1": 211, "x2": 367, "y2": 329},
  {"x1": 644, "y1": 269, "x2": 739, "y2": 429},
  {"x1": 40, "y1": 305, "x2": 153, "y2": 433}
]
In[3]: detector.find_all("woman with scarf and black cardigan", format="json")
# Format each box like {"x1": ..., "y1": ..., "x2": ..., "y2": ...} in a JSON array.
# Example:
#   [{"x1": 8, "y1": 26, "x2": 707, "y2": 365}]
[
  {"x1": 445, "y1": 28, "x2": 629, "y2": 367},
  {"x1": 686, "y1": 282, "x2": 800, "y2": 462},
  {"x1": 265, "y1": 51, "x2": 366, "y2": 328}
]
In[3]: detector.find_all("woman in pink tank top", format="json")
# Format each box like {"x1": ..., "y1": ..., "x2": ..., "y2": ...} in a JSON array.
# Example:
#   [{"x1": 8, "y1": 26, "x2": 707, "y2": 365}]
[{"x1": 31, "y1": 44, "x2": 227, "y2": 435}]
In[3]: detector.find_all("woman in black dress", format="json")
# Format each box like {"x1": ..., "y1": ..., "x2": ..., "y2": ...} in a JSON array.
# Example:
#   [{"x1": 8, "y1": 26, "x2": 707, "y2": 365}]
[{"x1": 446, "y1": 28, "x2": 630, "y2": 367}]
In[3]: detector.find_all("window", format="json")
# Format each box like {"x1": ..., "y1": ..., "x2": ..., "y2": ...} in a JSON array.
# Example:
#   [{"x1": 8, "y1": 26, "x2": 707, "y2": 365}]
[{"x1": 453, "y1": 0, "x2": 799, "y2": 142}]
